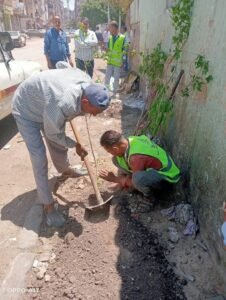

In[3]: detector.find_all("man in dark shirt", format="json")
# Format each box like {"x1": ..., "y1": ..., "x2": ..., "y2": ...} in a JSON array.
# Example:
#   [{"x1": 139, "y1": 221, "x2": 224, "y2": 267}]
[
  {"x1": 95, "y1": 26, "x2": 103, "y2": 43},
  {"x1": 44, "y1": 16, "x2": 73, "y2": 69}
]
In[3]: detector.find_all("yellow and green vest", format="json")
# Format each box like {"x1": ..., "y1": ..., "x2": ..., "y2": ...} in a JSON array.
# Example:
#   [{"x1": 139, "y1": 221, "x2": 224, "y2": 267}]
[
  {"x1": 115, "y1": 135, "x2": 180, "y2": 183},
  {"x1": 108, "y1": 34, "x2": 125, "y2": 67}
]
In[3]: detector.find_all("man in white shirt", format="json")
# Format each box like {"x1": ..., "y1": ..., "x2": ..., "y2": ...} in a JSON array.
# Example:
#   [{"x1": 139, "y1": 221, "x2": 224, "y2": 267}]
[{"x1": 74, "y1": 18, "x2": 98, "y2": 78}]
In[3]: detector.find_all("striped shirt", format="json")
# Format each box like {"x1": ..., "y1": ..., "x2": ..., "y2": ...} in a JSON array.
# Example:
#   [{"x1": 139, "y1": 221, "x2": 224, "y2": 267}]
[
  {"x1": 74, "y1": 29, "x2": 98, "y2": 61},
  {"x1": 12, "y1": 69, "x2": 91, "y2": 148}
]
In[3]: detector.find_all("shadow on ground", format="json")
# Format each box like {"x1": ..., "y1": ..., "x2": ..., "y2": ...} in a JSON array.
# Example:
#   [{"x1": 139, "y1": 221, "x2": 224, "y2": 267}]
[
  {"x1": 114, "y1": 194, "x2": 186, "y2": 300},
  {"x1": 0, "y1": 114, "x2": 18, "y2": 149},
  {"x1": 1, "y1": 177, "x2": 83, "y2": 239}
]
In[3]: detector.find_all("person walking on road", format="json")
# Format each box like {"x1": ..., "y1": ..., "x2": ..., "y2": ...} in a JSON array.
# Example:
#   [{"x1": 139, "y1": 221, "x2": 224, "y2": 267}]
[
  {"x1": 44, "y1": 16, "x2": 73, "y2": 69},
  {"x1": 74, "y1": 18, "x2": 98, "y2": 78},
  {"x1": 104, "y1": 21, "x2": 126, "y2": 93},
  {"x1": 12, "y1": 68, "x2": 111, "y2": 227}
]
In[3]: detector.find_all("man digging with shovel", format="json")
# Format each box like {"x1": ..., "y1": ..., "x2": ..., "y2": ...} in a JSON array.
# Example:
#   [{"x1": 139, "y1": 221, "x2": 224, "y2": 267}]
[{"x1": 12, "y1": 68, "x2": 110, "y2": 227}]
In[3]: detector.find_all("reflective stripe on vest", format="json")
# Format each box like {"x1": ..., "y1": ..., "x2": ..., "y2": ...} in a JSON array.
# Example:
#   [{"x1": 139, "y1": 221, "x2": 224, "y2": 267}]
[
  {"x1": 116, "y1": 135, "x2": 180, "y2": 183},
  {"x1": 108, "y1": 34, "x2": 125, "y2": 67}
]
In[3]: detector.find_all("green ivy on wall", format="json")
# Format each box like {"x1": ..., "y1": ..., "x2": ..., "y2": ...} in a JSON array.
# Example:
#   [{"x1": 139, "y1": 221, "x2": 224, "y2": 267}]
[{"x1": 136, "y1": 0, "x2": 213, "y2": 137}]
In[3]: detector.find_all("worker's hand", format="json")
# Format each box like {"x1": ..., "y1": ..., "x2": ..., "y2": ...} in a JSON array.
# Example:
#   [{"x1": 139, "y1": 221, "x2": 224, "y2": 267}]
[
  {"x1": 99, "y1": 170, "x2": 118, "y2": 183},
  {"x1": 118, "y1": 176, "x2": 129, "y2": 188},
  {"x1": 76, "y1": 143, "x2": 88, "y2": 161},
  {"x1": 68, "y1": 57, "x2": 74, "y2": 67}
]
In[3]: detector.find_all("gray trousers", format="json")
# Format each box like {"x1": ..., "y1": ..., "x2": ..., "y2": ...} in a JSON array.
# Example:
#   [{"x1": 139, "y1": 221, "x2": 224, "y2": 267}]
[
  {"x1": 14, "y1": 116, "x2": 70, "y2": 205},
  {"x1": 112, "y1": 157, "x2": 169, "y2": 197},
  {"x1": 105, "y1": 64, "x2": 121, "y2": 92}
]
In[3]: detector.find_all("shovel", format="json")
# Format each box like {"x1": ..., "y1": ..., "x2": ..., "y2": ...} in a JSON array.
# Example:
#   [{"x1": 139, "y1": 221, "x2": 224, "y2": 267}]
[{"x1": 70, "y1": 120, "x2": 113, "y2": 211}]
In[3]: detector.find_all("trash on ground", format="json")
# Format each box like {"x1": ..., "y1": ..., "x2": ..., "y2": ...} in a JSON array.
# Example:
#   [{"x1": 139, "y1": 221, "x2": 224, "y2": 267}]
[
  {"x1": 161, "y1": 203, "x2": 199, "y2": 236},
  {"x1": 3, "y1": 144, "x2": 11, "y2": 150}
]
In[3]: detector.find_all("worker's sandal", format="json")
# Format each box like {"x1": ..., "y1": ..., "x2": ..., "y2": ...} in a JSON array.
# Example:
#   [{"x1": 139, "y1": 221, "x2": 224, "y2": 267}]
[
  {"x1": 46, "y1": 208, "x2": 65, "y2": 227},
  {"x1": 61, "y1": 166, "x2": 88, "y2": 179}
]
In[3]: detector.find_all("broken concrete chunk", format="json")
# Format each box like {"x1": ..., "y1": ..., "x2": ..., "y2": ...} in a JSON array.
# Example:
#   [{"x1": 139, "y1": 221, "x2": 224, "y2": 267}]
[
  {"x1": 36, "y1": 268, "x2": 46, "y2": 280},
  {"x1": 77, "y1": 184, "x2": 85, "y2": 190},
  {"x1": 39, "y1": 252, "x2": 51, "y2": 262},
  {"x1": 44, "y1": 274, "x2": 51, "y2": 282},
  {"x1": 3, "y1": 144, "x2": 11, "y2": 150},
  {"x1": 64, "y1": 232, "x2": 75, "y2": 245},
  {"x1": 175, "y1": 204, "x2": 194, "y2": 225},
  {"x1": 168, "y1": 226, "x2": 179, "y2": 243}
]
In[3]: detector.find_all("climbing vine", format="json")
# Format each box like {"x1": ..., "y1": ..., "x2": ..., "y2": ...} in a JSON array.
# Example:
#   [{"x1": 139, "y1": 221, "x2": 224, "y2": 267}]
[
  {"x1": 136, "y1": 0, "x2": 213, "y2": 137},
  {"x1": 171, "y1": 0, "x2": 194, "y2": 59},
  {"x1": 138, "y1": 44, "x2": 170, "y2": 136},
  {"x1": 138, "y1": 43, "x2": 168, "y2": 85},
  {"x1": 181, "y1": 54, "x2": 213, "y2": 97}
]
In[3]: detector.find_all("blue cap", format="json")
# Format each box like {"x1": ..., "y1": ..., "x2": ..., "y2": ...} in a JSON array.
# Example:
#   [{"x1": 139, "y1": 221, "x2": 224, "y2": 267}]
[{"x1": 84, "y1": 84, "x2": 111, "y2": 110}]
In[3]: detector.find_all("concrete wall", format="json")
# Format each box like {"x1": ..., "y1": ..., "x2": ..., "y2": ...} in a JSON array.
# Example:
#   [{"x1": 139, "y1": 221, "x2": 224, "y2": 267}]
[{"x1": 129, "y1": 0, "x2": 226, "y2": 269}]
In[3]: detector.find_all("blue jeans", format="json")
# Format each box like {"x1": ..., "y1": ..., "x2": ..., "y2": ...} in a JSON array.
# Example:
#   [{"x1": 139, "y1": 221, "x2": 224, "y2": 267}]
[{"x1": 14, "y1": 116, "x2": 70, "y2": 205}]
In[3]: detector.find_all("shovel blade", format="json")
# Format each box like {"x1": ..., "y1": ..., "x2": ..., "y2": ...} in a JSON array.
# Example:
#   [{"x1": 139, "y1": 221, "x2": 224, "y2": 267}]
[{"x1": 85, "y1": 195, "x2": 113, "y2": 211}]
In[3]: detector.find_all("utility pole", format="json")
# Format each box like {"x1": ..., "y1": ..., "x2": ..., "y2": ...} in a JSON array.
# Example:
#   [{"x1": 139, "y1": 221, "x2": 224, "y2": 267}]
[
  {"x1": 118, "y1": 9, "x2": 121, "y2": 30},
  {"x1": 67, "y1": 0, "x2": 69, "y2": 26},
  {"x1": 107, "y1": 3, "x2": 110, "y2": 23}
]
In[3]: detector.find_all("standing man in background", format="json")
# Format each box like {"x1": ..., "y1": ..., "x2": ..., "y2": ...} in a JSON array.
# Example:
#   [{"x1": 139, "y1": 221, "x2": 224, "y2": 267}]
[
  {"x1": 95, "y1": 25, "x2": 104, "y2": 54},
  {"x1": 44, "y1": 16, "x2": 73, "y2": 69},
  {"x1": 74, "y1": 18, "x2": 98, "y2": 78},
  {"x1": 103, "y1": 25, "x2": 110, "y2": 50},
  {"x1": 120, "y1": 25, "x2": 130, "y2": 72},
  {"x1": 104, "y1": 21, "x2": 126, "y2": 93}
]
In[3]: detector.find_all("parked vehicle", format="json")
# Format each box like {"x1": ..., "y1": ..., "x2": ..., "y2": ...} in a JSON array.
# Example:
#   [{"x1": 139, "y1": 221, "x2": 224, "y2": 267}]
[
  {"x1": 8, "y1": 31, "x2": 26, "y2": 47},
  {"x1": 0, "y1": 32, "x2": 42, "y2": 120},
  {"x1": 24, "y1": 28, "x2": 46, "y2": 38}
]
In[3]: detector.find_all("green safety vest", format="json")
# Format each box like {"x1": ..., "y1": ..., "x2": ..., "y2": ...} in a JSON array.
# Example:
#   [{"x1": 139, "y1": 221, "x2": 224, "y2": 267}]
[
  {"x1": 108, "y1": 34, "x2": 125, "y2": 67},
  {"x1": 115, "y1": 135, "x2": 180, "y2": 183}
]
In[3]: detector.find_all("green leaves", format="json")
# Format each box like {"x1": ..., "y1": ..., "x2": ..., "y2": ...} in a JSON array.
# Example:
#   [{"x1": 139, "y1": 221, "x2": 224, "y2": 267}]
[
  {"x1": 205, "y1": 75, "x2": 213, "y2": 83},
  {"x1": 181, "y1": 87, "x2": 190, "y2": 97},
  {"x1": 191, "y1": 75, "x2": 204, "y2": 92},
  {"x1": 138, "y1": 43, "x2": 168, "y2": 84},
  {"x1": 181, "y1": 54, "x2": 213, "y2": 97},
  {"x1": 80, "y1": 0, "x2": 122, "y2": 28},
  {"x1": 195, "y1": 55, "x2": 209, "y2": 74},
  {"x1": 136, "y1": 0, "x2": 213, "y2": 137},
  {"x1": 170, "y1": 0, "x2": 194, "y2": 60}
]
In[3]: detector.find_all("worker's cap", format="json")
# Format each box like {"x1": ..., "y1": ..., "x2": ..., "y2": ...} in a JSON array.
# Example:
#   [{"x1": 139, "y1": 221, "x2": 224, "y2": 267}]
[{"x1": 83, "y1": 83, "x2": 111, "y2": 110}]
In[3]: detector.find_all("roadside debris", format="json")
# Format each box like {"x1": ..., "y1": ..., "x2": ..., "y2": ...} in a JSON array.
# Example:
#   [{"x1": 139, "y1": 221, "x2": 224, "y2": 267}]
[
  {"x1": 168, "y1": 226, "x2": 180, "y2": 243},
  {"x1": 3, "y1": 144, "x2": 11, "y2": 150},
  {"x1": 32, "y1": 260, "x2": 48, "y2": 280},
  {"x1": 161, "y1": 203, "x2": 199, "y2": 236}
]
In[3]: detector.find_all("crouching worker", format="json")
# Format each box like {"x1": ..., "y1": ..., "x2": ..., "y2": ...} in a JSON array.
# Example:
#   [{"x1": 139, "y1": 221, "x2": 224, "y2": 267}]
[
  {"x1": 99, "y1": 130, "x2": 180, "y2": 204},
  {"x1": 12, "y1": 68, "x2": 111, "y2": 227}
]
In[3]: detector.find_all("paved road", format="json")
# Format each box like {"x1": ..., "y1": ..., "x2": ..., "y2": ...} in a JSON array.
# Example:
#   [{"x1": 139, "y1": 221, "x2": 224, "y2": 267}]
[{"x1": 13, "y1": 37, "x2": 74, "y2": 70}]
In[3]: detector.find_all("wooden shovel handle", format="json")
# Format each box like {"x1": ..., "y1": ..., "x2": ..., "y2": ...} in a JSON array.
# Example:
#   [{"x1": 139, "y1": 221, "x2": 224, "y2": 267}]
[{"x1": 70, "y1": 120, "x2": 103, "y2": 204}]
